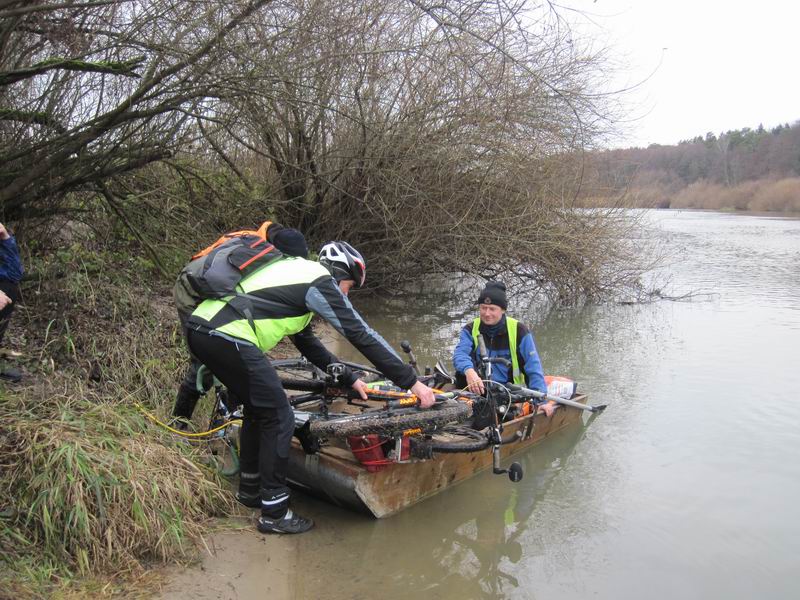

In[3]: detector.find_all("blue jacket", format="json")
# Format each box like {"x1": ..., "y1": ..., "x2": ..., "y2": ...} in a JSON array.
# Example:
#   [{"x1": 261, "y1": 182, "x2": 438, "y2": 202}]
[
  {"x1": 0, "y1": 236, "x2": 23, "y2": 283},
  {"x1": 452, "y1": 315, "x2": 546, "y2": 392}
]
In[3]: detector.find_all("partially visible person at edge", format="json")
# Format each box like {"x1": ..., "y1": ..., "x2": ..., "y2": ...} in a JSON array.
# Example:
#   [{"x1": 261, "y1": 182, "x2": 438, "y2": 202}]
[
  {"x1": 185, "y1": 241, "x2": 435, "y2": 534},
  {"x1": 171, "y1": 222, "x2": 309, "y2": 426},
  {"x1": 452, "y1": 281, "x2": 554, "y2": 416},
  {"x1": 0, "y1": 222, "x2": 24, "y2": 383}
]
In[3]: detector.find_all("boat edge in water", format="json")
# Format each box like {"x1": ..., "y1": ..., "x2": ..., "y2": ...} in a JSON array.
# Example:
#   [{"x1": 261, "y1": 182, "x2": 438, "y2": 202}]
[{"x1": 286, "y1": 394, "x2": 588, "y2": 518}]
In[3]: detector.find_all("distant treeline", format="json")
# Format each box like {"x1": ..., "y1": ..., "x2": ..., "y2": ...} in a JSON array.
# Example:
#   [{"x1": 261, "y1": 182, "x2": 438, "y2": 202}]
[{"x1": 583, "y1": 122, "x2": 800, "y2": 211}]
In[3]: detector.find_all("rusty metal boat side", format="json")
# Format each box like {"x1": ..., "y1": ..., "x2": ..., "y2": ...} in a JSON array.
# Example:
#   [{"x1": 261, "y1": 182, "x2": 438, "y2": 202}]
[{"x1": 287, "y1": 394, "x2": 588, "y2": 518}]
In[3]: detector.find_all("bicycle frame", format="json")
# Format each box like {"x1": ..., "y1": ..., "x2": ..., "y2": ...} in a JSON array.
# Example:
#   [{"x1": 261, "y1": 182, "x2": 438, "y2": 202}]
[{"x1": 476, "y1": 334, "x2": 523, "y2": 481}]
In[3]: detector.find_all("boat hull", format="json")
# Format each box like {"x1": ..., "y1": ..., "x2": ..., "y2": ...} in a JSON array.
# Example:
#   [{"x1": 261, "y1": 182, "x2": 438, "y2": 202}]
[{"x1": 287, "y1": 395, "x2": 588, "y2": 518}]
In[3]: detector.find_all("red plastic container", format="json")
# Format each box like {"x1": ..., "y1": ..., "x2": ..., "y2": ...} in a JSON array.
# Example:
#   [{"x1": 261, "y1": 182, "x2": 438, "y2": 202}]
[
  {"x1": 348, "y1": 435, "x2": 389, "y2": 472},
  {"x1": 348, "y1": 435, "x2": 410, "y2": 471}
]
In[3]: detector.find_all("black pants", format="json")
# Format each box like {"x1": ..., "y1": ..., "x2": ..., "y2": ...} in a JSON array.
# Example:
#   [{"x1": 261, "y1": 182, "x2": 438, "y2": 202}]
[
  {"x1": 187, "y1": 329, "x2": 294, "y2": 518},
  {"x1": 173, "y1": 310, "x2": 240, "y2": 419},
  {"x1": 173, "y1": 309, "x2": 209, "y2": 419},
  {"x1": 0, "y1": 280, "x2": 20, "y2": 347}
]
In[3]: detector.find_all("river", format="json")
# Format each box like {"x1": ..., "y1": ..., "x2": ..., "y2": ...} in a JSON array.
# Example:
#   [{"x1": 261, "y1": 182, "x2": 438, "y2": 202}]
[{"x1": 159, "y1": 209, "x2": 800, "y2": 600}]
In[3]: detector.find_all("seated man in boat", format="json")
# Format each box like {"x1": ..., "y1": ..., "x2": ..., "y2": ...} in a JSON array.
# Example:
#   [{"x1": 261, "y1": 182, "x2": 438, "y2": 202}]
[
  {"x1": 452, "y1": 281, "x2": 555, "y2": 418},
  {"x1": 186, "y1": 241, "x2": 436, "y2": 535}
]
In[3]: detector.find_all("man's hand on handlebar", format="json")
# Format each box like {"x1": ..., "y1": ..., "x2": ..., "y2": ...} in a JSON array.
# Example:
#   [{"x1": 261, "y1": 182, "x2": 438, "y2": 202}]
[
  {"x1": 410, "y1": 380, "x2": 436, "y2": 408},
  {"x1": 464, "y1": 368, "x2": 485, "y2": 395},
  {"x1": 351, "y1": 378, "x2": 369, "y2": 400}
]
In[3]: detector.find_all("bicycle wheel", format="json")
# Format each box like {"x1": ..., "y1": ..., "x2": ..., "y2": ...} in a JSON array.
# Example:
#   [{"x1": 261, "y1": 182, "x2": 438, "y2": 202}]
[
  {"x1": 309, "y1": 400, "x2": 471, "y2": 438},
  {"x1": 272, "y1": 356, "x2": 383, "y2": 392},
  {"x1": 271, "y1": 357, "x2": 327, "y2": 393},
  {"x1": 410, "y1": 426, "x2": 490, "y2": 454}
]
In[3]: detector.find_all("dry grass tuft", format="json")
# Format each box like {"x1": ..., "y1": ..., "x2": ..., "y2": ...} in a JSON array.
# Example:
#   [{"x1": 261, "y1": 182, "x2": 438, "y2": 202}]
[
  {"x1": 0, "y1": 235, "x2": 239, "y2": 598},
  {"x1": 0, "y1": 379, "x2": 233, "y2": 596}
]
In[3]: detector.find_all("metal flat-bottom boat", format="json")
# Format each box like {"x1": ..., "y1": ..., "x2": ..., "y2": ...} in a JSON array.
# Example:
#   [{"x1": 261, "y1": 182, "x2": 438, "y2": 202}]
[{"x1": 286, "y1": 394, "x2": 588, "y2": 518}]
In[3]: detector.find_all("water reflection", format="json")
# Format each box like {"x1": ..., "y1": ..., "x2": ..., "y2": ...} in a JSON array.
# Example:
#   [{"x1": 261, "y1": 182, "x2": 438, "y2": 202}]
[
  {"x1": 299, "y1": 210, "x2": 800, "y2": 600},
  {"x1": 356, "y1": 421, "x2": 597, "y2": 600}
]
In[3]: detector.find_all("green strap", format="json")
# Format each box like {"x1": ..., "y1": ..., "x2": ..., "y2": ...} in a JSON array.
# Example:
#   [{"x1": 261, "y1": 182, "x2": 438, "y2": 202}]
[
  {"x1": 471, "y1": 317, "x2": 524, "y2": 385},
  {"x1": 471, "y1": 318, "x2": 481, "y2": 361},
  {"x1": 195, "y1": 364, "x2": 220, "y2": 394},
  {"x1": 506, "y1": 317, "x2": 524, "y2": 385}
]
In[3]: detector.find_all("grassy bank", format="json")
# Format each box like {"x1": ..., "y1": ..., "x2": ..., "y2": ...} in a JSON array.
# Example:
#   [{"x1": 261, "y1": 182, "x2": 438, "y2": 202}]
[
  {"x1": 0, "y1": 233, "x2": 237, "y2": 597},
  {"x1": 582, "y1": 176, "x2": 800, "y2": 212}
]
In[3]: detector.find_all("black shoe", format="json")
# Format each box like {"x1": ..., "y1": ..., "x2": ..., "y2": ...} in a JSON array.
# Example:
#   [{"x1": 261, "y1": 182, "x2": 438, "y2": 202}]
[
  {"x1": 0, "y1": 367, "x2": 21, "y2": 383},
  {"x1": 257, "y1": 510, "x2": 314, "y2": 534},
  {"x1": 235, "y1": 492, "x2": 261, "y2": 509}
]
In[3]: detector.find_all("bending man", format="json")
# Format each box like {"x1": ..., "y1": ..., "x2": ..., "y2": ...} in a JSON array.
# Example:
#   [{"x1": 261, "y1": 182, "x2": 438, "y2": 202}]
[
  {"x1": 172, "y1": 223, "x2": 309, "y2": 425},
  {"x1": 186, "y1": 241, "x2": 435, "y2": 534}
]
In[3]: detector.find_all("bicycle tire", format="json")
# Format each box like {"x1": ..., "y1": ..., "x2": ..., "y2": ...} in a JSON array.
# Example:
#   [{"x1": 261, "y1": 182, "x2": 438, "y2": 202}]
[
  {"x1": 271, "y1": 358, "x2": 326, "y2": 378},
  {"x1": 410, "y1": 427, "x2": 490, "y2": 454},
  {"x1": 309, "y1": 400, "x2": 471, "y2": 438},
  {"x1": 279, "y1": 377, "x2": 326, "y2": 393}
]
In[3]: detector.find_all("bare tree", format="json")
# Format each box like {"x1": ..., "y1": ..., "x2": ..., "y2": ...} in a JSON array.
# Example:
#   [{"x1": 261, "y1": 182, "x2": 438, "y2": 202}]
[
  {"x1": 205, "y1": 0, "x2": 636, "y2": 300},
  {"x1": 1, "y1": 0, "x2": 645, "y2": 301},
  {"x1": 0, "y1": 0, "x2": 272, "y2": 220}
]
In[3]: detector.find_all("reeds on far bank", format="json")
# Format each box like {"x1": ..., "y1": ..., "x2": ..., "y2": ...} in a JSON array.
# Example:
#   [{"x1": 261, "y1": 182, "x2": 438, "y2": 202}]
[{"x1": 611, "y1": 177, "x2": 800, "y2": 213}]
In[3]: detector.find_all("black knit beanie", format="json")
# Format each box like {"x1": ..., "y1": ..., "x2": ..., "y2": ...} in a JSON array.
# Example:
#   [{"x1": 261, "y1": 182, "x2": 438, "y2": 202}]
[
  {"x1": 269, "y1": 225, "x2": 309, "y2": 258},
  {"x1": 477, "y1": 281, "x2": 507, "y2": 310}
]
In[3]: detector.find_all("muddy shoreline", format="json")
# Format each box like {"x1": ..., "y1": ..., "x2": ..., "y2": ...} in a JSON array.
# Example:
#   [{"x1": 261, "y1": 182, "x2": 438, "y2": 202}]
[{"x1": 153, "y1": 491, "x2": 371, "y2": 600}]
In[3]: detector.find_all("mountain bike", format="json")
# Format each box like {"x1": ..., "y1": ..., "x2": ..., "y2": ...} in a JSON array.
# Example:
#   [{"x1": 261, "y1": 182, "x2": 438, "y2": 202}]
[
  {"x1": 205, "y1": 339, "x2": 600, "y2": 478},
  {"x1": 205, "y1": 343, "x2": 471, "y2": 475}
]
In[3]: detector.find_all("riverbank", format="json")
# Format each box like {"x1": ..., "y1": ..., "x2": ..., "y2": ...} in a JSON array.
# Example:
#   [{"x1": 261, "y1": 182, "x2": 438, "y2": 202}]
[
  {"x1": 0, "y1": 239, "x2": 304, "y2": 598},
  {"x1": 152, "y1": 492, "x2": 361, "y2": 600},
  {"x1": 154, "y1": 210, "x2": 800, "y2": 600},
  {"x1": 0, "y1": 231, "x2": 351, "y2": 599},
  {"x1": 154, "y1": 521, "x2": 295, "y2": 599}
]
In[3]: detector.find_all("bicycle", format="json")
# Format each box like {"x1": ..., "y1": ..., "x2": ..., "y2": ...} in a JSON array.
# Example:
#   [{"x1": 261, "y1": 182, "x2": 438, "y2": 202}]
[
  {"x1": 202, "y1": 344, "x2": 472, "y2": 475},
  {"x1": 203, "y1": 339, "x2": 600, "y2": 480}
]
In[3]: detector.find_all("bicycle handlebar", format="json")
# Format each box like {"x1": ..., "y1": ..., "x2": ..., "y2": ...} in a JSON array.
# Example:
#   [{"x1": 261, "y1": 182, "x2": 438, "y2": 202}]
[
  {"x1": 485, "y1": 357, "x2": 512, "y2": 366},
  {"x1": 385, "y1": 393, "x2": 458, "y2": 409}
]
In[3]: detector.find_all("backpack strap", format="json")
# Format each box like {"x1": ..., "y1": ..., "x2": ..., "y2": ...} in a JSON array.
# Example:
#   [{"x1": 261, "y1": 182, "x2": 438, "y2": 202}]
[
  {"x1": 226, "y1": 290, "x2": 304, "y2": 337},
  {"x1": 255, "y1": 221, "x2": 272, "y2": 239},
  {"x1": 226, "y1": 294, "x2": 258, "y2": 335}
]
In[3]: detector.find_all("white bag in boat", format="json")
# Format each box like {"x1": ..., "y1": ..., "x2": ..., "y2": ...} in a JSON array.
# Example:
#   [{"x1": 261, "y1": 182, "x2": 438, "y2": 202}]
[{"x1": 545, "y1": 375, "x2": 577, "y2": 399}]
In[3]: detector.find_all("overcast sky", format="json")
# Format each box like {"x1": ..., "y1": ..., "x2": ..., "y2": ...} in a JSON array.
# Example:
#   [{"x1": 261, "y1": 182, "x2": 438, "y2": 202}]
[{"x1": 570, "y1": 0, "x2": 800, "y2": 148}]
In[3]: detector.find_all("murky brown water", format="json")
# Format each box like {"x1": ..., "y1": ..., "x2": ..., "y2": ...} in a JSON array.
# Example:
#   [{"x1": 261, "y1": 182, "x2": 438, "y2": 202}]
[{"x1": 159, "y1": 210, "x2": 800, "y2": 599}]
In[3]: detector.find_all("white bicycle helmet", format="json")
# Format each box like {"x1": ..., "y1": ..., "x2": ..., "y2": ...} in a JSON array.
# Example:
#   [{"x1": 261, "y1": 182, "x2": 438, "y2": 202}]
[{"x1": 318, "y1": 241, "x2": 366, "y2": 288}]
